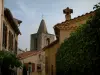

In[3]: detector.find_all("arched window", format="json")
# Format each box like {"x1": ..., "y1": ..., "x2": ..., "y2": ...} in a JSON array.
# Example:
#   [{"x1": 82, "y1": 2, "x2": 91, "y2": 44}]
[{"x1": 46, "y1": 38, "x2": 50, "y2": 45}]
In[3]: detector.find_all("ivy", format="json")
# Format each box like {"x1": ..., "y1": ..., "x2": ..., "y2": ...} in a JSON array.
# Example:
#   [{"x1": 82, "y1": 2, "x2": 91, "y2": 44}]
[{"x1": 56, "y1": 3, "x2": 100, "y2": 75}]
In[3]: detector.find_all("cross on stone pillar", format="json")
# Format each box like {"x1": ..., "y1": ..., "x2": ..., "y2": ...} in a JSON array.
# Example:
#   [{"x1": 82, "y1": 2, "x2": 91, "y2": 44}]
[{"x1": 63, "y1": 7, "x2": 73, "y2": 20}]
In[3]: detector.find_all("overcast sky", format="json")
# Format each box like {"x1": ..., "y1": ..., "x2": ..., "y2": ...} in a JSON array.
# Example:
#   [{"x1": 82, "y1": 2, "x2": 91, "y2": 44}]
[{"x1": 4, "y1": 0, "x2": 100, "y2": 50}]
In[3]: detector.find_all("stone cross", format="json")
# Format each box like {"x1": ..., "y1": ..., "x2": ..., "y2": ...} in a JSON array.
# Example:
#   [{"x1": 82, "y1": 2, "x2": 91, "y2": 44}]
[{"x1": 63, "y1": 7, "x2": 73, "y2": 20}]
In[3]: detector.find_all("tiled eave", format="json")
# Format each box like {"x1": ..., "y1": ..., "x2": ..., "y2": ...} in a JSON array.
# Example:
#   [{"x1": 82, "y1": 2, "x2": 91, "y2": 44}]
[
  {"x1": 54, "y1": 11, "x2": 95, "y2": 30},
  {"x1": 4, "y1": 8, "x2": 21, "y2": 35},
  {"x1": 17, "y1": 50, "x2": 43, "y2": 60}
]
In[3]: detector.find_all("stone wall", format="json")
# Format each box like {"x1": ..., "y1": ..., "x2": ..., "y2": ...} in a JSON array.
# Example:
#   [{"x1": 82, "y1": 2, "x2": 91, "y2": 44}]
[
  {"x1": 30, "y1": 33, "x2": 55, "y2": 50},
  {"x1": 45, "y1": 41, "x2": 59, "y2": 75}
]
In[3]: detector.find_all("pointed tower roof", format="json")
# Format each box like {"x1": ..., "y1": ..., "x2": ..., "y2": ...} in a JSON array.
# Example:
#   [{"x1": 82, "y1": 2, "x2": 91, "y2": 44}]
[{"x1": 37, "y1": 19, "x2": 48, "y2": 34}]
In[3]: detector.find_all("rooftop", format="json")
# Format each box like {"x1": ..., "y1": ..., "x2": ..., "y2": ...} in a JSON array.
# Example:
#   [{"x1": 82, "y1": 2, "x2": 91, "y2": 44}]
[{"x1": 17, "y1": 50, "x2": 43, "y2": 59}]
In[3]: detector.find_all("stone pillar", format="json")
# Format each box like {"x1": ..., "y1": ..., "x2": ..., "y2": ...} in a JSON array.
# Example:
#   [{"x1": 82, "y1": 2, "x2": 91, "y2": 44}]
[
  {"x1": 63, "y1": 7, "x2": 73, "y2": 20},
  {"x1": 6, "y1": 27, "x2": 9, "y2": 51},
  {"x1": 0, "y1": 0, "x2": 4, "y2": 50}
]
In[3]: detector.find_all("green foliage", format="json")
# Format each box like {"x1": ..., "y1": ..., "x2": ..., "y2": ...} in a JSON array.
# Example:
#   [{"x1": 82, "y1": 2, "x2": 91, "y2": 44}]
[
  {"x1": 93, "y1": 2, "x2": 100, "y2": 10},
  {"x1": 56, "y1": 3, "x2": 100, "y2": 75},
  {"x1": 0, "y1": 51, "x2": 22, "y2": 75},
  {"x1": 0, "y1": 51, "x2": 22, "y2": 68}
]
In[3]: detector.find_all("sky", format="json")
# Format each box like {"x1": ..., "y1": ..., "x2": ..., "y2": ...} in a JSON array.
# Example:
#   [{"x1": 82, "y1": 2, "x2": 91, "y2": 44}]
[{"x1": 4, "y1": 0, "x2": 100, "y2": 50}]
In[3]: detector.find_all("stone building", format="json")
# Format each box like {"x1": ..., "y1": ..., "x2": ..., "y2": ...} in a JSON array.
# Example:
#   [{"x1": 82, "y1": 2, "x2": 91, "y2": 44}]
[
  {"x1": 43, "y1": 7, "x2": 95, "y2": 75},
  {"x1": 0, "y1": 7, "x2": 22, "y2": 54},
  {"x1": 30, "y1": 19, "x2": 55, "y2": 50}
]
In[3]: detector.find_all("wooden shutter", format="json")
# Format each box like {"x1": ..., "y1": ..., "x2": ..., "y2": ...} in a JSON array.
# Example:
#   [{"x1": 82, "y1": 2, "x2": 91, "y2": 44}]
[{"x1": 32, "y1": 63, "x2": 35, "y2": 72}]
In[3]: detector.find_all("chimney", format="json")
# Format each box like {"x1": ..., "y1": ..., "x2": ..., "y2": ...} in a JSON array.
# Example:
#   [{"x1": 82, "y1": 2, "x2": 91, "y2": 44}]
[{"x1": 63, "y1": 7, "x2": 73, "y2": 20}]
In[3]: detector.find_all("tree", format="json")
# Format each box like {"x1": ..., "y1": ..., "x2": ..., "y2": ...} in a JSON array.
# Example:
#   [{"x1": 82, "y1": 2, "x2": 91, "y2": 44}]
[
  {"x1": 56, "y1": 2, "x2": 100, "y2": 75},
  {"x1": 0, "y1": 51, "x2": 22, "y2": 75}
]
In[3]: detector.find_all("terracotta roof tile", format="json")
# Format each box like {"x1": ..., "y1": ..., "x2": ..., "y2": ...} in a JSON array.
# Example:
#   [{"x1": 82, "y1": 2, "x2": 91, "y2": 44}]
[
  {"x1": 17, "y1": 50, "x2": 43, "y2": 59},
  {"x1": 54, "y1": 11, "x2": 95, "y2": 30}
]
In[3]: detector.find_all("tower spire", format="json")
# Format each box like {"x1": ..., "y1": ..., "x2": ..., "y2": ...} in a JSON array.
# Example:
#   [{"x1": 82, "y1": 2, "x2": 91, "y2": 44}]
[{"x1": 37, "y1": 19, "x2": 48, "y2": 34}]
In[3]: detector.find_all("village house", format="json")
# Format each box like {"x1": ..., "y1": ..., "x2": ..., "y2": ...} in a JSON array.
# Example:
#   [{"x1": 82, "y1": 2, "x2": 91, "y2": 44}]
[
  {"x1": 0, "y1": 7, "x2": 22, "y2": 54},
  {"x1": 43, "y1": 7, "x2": 95, "y2": 75},
  {"x1": 17, "y1": 50, "x2": 45, "y2": 75}
]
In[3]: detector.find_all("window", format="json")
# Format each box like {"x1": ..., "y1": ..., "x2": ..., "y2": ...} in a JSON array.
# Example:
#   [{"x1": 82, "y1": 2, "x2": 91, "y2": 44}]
[
  {"x1": 2, "y1": 23, "x2": 7, "y2": 48},
  {"x1": 24, "y1": 63, "x2": 35, "y2": 72},
  {"x1": 37, "y1": 64, "x2": 41, "y2": 72},
  {"x1": 46, "y1": 38, "x2": 50, "y2": 45},
  {"x1": 15, "y1": 40, "x2": 17, "y2": 54}
]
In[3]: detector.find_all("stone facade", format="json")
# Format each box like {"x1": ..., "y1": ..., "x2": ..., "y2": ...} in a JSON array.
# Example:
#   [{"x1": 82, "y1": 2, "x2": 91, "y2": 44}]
[
  {"x1": 44, "y1": 40, "x2": 59, "y2": 75},
  {"x1": 0, "y1": 8, "x2": 22, "y2": 54},
  {"x1": 43, "y1": 7, "x2": 95, "y2": 75},
  {"x1": 30, "y1": 19, "x2": 55, "y2": 50}
]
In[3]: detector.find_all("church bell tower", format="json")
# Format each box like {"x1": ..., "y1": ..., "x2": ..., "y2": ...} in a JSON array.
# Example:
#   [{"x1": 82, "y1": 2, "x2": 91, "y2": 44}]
[{"x1": 30, "y1": 19, "x2": 55, "y2": 50}]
